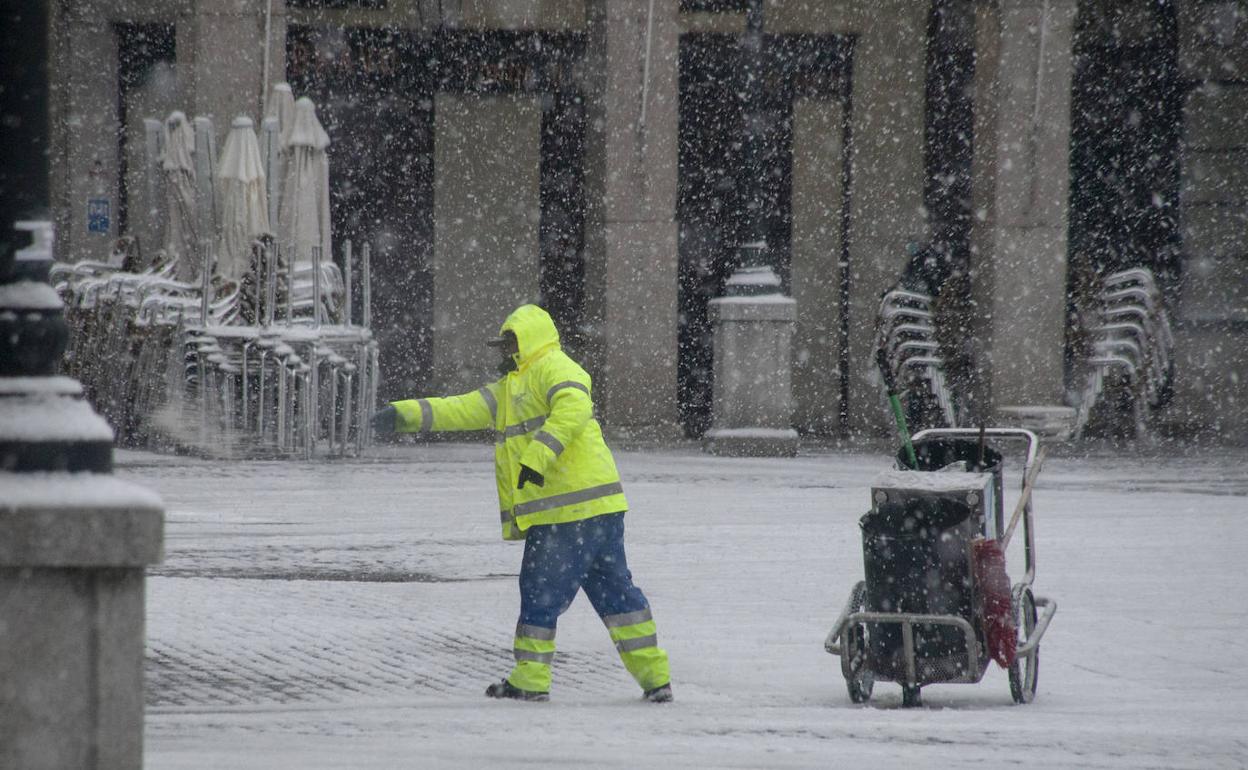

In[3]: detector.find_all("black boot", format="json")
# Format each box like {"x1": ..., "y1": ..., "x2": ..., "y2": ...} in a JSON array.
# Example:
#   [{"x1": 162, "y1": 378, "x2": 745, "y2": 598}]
[
  {"x1": 642, "y1": 683, "x2": 673, "y2": 703},
  {"x1": 485, "y1": 679, "x2": 549, "y2": 702}
]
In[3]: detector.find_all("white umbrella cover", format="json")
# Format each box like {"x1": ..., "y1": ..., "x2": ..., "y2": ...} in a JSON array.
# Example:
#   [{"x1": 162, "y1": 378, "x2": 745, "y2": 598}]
[
  {"x1": 266, "y1": 82, "x2": 296, "y2": 131},
  {"x1": 263, "y1": 82, "x2": 296, "y2": 224},
  {"x1": 159, "y1": 110, "x2": 199, "y2": 281},
  {"x1": 279, "y1": 97, "x2": 332, "y2": 267},
  {"x1": 216, "y1": 116, "x2": 270, "y2": 282}
]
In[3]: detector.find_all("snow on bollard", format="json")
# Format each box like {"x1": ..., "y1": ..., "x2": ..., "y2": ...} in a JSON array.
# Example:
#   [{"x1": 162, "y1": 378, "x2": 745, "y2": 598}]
[
  {"x1": 0, "y1": 221, "x2": 164, "y2": 769},
  {"x1": 703, "y1": 257, "x2": 799, "y2": 457}
]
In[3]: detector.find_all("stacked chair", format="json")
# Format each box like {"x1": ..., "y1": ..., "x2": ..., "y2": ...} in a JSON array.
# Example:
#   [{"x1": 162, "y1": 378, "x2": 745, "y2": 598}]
[
  {"x1": 53, "y1": 236, "x2": 378, "y2": 458},
  {"x1": 873, "y1": 288, "x2": 958, "y2": 430},
  {"x1": 56, "y1": 93, "x2": 378, "y2": 458},
  {"x1": 1071, "y1": 267, "x2": 1174, "y2": 439}
]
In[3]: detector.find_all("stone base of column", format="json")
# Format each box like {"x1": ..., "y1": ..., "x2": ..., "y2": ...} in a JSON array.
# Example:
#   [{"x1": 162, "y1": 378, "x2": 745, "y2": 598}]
[
  {"x1": 0, "y1": 477, "x2": 164, "y2": 770},
  {"x1": 994, "y1": 405, "x2": 1076, "y2": 439},
  {"x1": 703, "y1": 427, "x2": 799, "y2": 457},
  {"x1": 703, "y1": 267, "x2": 799, "y2": 458}
]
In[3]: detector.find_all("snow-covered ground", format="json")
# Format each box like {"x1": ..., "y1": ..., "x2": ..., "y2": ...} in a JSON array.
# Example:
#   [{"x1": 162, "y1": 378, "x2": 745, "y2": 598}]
[{"x1": 121, "y1": 440, "x2": 1248, "y2": 769}]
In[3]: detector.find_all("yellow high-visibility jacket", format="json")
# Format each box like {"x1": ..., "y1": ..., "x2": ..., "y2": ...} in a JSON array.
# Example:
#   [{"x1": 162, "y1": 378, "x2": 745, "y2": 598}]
[{"x1": 391, "y1": 304, "x2": 627, "y2": 540}]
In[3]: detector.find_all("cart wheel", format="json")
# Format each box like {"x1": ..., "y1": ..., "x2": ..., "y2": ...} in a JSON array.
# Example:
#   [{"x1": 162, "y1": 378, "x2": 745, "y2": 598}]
[
  {"x1": 1008, "y1": 585, "x2": 1039, "y2": 704},
  {"x1": 841, "y1": 581, "x2": 874, "y2": 704},
  {"x1": 901, "y1": 684, "x2": 922, "y2": 708}
]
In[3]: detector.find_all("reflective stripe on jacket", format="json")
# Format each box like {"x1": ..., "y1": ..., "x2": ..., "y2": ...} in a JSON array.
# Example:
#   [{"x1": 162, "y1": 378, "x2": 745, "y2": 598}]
[{"x1": 391, "y1": 304, "x2": 627, "y2": 540}]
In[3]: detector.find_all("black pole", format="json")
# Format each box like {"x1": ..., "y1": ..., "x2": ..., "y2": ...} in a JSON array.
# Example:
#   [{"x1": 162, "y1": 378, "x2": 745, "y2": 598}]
[{"x1": 736, "y1": 0, "x2": 768, "y2": 275}]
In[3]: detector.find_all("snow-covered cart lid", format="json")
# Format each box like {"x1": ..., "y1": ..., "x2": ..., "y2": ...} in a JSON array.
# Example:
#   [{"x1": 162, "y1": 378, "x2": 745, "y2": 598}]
[{"x1": 872, "y1": 468, "x2": 994, "y2": 494}]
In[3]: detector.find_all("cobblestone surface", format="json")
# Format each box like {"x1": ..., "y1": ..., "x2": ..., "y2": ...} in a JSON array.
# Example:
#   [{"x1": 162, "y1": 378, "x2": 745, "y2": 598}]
[{"x1": 125, "y1": 443, "x2": 1248, "y2": 769}]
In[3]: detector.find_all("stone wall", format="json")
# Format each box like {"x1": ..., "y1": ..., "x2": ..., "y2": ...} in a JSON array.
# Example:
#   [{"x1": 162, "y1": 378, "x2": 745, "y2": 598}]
[
  {"x1": 1172, "y1": 1, "x2": 1248, "y2": 437},
  {"x1": 43, "y1": 0, "x2": 1248, "y2": 441}
]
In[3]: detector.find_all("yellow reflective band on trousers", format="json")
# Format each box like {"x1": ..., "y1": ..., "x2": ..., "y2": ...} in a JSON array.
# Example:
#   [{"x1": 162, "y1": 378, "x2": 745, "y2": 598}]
[
  {"x1": 508, "y1": 629, "x2": 556, "y2": 693},
  {"x1": 603, "y1": 612, "x2": 670, "y2": 692}
]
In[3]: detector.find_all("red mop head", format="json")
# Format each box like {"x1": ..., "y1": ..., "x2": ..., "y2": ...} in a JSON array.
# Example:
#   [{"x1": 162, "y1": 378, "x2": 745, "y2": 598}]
[{"x1": 972, "y1": 537, "x2": 1016, "y2": 668}]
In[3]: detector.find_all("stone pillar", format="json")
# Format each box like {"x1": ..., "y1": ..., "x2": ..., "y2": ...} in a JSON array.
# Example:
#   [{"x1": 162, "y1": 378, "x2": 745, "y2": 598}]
[
  {"x1": 180, "y1": 0, "x2": 276, "y2": 125},
  {"x1": 974, "y1": 0, "x2": 1077, "y2": 410},
  {"x1": 1170, "y1": 1, "x2": 1248, "y2": 437},
  {"x1": 431, "y1": 94, "x2": 541, "y2": 394},
  {"x1": 790, "y1": 97, "x2": 846, "y2": 435},
  {"x1": 0, "y1": 222, "x2": 164, "y2": 770},
  {"x1": 49, "y1": 3, "x2": 120, "y2": 264},
  {"x1": 703, "y1": 266, "x2": 799, "y2": 457},
  {"x1": 770, "y1": 1, "x2": 931, "y2": 435},
  {"x1": 582, "y1": 0, "x2": 680, "y2": 436}
]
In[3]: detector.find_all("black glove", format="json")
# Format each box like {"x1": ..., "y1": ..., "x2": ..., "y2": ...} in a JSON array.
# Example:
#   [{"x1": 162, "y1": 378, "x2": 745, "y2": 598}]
[
  {"x1": 370, "y1": 404, "x2": 398, "y2": 434},
  {"x1": 517, "y1": 464, "x2": 545, "y2": 490}
]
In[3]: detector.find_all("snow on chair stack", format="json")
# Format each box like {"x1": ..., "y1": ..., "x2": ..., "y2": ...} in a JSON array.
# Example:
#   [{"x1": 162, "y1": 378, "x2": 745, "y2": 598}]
[
  {"x1": 873, "y1": 288, "x2": 958, "y2": 430},
  {"x1": 51, "y1": 89, "x2": 381, "y2": 459},
  {"x1": 1072, "y1": 267, "x2": 1174, "y2": 439}
]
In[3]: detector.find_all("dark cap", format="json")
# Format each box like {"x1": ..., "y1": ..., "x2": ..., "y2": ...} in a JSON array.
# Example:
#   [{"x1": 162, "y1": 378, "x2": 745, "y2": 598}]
[{"x1": 486, "y1": 330, "x2": 516, "y2": 347}]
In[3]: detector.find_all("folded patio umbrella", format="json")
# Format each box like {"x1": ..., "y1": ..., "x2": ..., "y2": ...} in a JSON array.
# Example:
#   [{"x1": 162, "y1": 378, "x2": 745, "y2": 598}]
[
  {"x1": 216, "y1": 116, "x2": 270, "y2": 283},
  {"x1": 278, "y1": 97, "x2": 339, "y2": 322},
  {"x1": 262, "y1": 82, "x2": 296, "y2": 227},
  {"x1": 279, "y1": 96, "x2": 332, "y2": 268},
  {"x1": 159, "y1": 111, "x2": 199, "y2": 282}
]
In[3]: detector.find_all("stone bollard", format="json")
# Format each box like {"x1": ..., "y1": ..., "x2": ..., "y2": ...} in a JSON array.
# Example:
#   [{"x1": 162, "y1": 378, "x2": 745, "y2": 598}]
[
  {"x1": 0, "y1": 221, "x2": 164, "y2": 770},
  {"x1": 703, "y1": 262, "x2": 799, "y2": 457}
]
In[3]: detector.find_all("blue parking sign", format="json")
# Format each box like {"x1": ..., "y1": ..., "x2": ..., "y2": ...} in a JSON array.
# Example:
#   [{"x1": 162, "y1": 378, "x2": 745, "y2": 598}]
[{"x1": 87, "y1": 198, "x2": 110, "y2": 234}]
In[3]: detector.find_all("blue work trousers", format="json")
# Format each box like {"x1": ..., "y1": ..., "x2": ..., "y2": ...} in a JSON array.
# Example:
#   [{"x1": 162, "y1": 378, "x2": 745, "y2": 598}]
[{"x1": 518, "y1": 512, "x2": 649, "y2": 626}]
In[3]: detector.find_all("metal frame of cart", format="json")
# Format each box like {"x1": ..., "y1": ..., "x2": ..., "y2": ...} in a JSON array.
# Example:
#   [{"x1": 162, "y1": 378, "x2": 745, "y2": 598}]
[{"x1": 824, "y1": 428, "x2": 1058, "y2": 706}]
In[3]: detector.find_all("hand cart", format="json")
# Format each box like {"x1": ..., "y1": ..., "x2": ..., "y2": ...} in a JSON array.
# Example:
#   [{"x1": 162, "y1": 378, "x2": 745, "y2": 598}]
[{"x1": 824, "y1": 428, "x2": 1057, "y2": 707}]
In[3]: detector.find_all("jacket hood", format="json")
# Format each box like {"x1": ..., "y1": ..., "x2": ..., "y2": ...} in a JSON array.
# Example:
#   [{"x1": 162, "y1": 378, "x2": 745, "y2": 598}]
[{"x1": 498, "y1": 304, "x2": 560, "y2": 365}]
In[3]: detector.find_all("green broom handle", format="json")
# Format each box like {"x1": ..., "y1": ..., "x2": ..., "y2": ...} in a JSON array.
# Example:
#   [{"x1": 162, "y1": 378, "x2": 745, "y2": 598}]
[{"x1": 876, "y1": 348, "x2": 918, "y2": 469}]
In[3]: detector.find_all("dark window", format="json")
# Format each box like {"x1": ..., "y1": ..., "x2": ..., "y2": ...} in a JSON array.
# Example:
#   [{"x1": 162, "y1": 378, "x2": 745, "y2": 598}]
[{"x1": 115, "y1": 23, "x2": 176, "y2": 235}]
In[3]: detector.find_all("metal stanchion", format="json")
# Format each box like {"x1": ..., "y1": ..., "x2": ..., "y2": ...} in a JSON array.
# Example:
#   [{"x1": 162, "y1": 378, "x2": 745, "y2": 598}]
[
  {"x1": 200, "y1": 238, "x2": 213, "y2": 326},
  {"x1": 343, "y1": 239, "x2": 353, "y2": 327},
  {"x1": 362, "y1": 242, "x2": 372, "y2": 329},
  {"x1": 265, "y1": 239, "x2": 278, "y2": 328},
  {"x1": 312, "y1": 245, "x2": 322, "y2": 329},
  {"x1": 286, "y1": 244, "x2": 295, "y2": 326}
]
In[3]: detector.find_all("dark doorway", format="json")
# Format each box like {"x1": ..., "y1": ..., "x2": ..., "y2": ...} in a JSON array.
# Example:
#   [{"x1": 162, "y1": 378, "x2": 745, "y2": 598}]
[
  {"x1": 924, "y1": 0, "x2": 976, "y2": 264},
  {"x1": 1068, "y1": 2, "x2": 1181, "y2": 390},
  {"x1": 116, "y1": 23, "x2": 176, "y2": 236},
  {"x1": 923, "y1": 0, "x2": 982, "y2": 423},
  {"x1": 0, "y1": 0, "x2": 50, "y2": 228},
  {"x1": 287, "y1": 28, "x2": 585, "y2": 399},
  {"x1": 677, "y1": 32, "x2": 853, "y2": 436},
  {"x1": 1069, "y1": 4, "x2": 1182, "y2": 292}
]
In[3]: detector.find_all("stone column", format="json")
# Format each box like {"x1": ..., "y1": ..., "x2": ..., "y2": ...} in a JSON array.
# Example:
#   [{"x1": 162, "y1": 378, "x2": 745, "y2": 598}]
[
  {"x1": 703, "y1": 267, "x2": 799, "y2": 457},
  {"x1": 179, "y1": 0, "x2": 277, "y2": 125},
  {"x1": 168, "y1": 0, "x2": 277, "y2": 290},
  {"x1": 582, "y1": 0, "x2": 680, "y2": 437},
  {"x1": 48, "y1": 3, "x2": 120, "y2": 264},
  {"x1": 431, "y1": 94, "x2": 541, "y2": 394},
  {"x1": 0, "y1": 222, "x2": 165, "y2": 770},
  {"x1": 974, "y1": 0, "x2": 1077, "y2": 410}
]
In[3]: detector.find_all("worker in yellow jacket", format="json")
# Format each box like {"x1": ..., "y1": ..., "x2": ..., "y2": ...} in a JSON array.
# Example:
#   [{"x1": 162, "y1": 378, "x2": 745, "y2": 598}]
[{"x1": 371, "y1": 304, "x2": 672, "y2": 703}]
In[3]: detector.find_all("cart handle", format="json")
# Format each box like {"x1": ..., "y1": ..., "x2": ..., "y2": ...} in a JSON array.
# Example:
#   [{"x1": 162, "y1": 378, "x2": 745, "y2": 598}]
[
  {"x1": 1017, "y1": 595, "x2": 1057, "y2": 657},
  {"x1": 823, "y1": 583, "x2": 864, "y2": 656},
  {"x1": 909, "y1": 427, "x2": 1044, "y2": 583},
  {"x1": 910, "y1": 427, "x2": 1039, "y2": 476},
  {"x1": 1000, "y1": 445, "x2": 1046, "y2": 550}
]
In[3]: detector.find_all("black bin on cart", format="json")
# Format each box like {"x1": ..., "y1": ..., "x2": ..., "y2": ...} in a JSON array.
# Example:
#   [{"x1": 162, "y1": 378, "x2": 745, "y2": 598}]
[{"x1": 859, "y1": 438, "x2": 1002, "y2": 684}]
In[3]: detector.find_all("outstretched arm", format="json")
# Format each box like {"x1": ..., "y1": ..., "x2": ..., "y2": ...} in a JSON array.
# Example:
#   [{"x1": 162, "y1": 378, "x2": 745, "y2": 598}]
[{"x1": 388, "y1": 383, "x2": 501, "y2": 433}]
